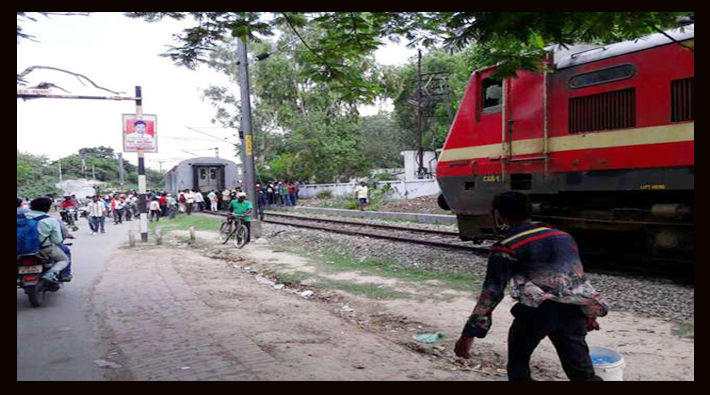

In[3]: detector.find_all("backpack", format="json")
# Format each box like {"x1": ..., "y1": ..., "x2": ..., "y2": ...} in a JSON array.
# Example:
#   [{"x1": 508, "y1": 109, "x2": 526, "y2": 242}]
[{"x1": 17, "y1": 214, "x2": 50, "y2": 255}]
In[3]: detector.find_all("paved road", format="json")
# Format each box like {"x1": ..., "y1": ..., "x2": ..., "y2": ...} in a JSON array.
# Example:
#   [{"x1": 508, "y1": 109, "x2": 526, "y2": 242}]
[{"x1": 17, "y1": 215, "x2": 133, "y2": 381}]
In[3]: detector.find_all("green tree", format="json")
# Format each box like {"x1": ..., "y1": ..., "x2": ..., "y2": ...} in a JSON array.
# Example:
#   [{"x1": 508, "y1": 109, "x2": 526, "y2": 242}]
[
  {"x1": 127, "y1": 12, "x2": 692, "y2": 84},
  {"x1": 17, "y1": 150, "x2": 62, "y2": 198}
]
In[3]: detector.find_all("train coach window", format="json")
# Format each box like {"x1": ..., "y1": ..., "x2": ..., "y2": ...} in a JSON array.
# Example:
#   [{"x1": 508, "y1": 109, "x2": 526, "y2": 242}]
[
  {"x1": 569, "y1": 64, "x2": 635, "y2": 89},
  {"x1": 482, "y1": 78, "x2": 503, "y2": 114}
]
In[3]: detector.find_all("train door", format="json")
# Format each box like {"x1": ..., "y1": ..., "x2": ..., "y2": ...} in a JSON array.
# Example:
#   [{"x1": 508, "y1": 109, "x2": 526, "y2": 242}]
[
  {"x1": 196, "y1": 166, "x2": 223, "y2": 191},
  {"x1": 504, "y1": 70, "x2": 547, "y2": 189}
]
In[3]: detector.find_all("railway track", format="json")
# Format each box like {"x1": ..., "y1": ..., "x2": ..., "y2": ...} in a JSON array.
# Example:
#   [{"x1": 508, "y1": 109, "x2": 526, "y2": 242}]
[
  {"x1": 200, "y1": 210, "x2": 692, "y2": 284},
  {"x1": 202, "y1": 210, "x2": 490, "y2": 255}
]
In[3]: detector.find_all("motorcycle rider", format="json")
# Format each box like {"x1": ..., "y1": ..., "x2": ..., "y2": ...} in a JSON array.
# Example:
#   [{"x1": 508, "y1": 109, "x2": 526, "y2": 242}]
[
  {"x1": 24, "y1": 197, "x2": 69, "y2": 283},
  {"x1": 59, "y1": 196, "x2": 76, "y2": 224}
]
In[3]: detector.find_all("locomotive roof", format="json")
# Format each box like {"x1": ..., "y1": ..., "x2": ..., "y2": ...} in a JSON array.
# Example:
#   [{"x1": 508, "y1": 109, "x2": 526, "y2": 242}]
[{"x1": 553, "y1": 24, "x2": 694, "y2": 70}]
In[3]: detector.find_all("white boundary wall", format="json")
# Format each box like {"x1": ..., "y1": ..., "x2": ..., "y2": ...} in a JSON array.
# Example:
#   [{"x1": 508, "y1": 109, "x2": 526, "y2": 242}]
[{"x1": 298, "y1": 179, "x2": 440, "y2": 200}]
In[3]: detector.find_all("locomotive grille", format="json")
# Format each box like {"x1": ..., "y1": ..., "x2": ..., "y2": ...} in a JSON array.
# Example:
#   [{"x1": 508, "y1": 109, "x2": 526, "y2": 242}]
[
  {"x1": 671, "y1": 77, "x2": 694, "y2": 122},
  {"x1": 569, "y1": 88, "x2": 636, "y2": 133}
]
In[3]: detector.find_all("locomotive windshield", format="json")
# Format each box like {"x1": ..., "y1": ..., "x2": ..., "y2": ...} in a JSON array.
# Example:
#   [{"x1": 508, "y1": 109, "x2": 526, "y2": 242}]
[{"x1": 482, "y1": 78, "x2": 503, "y2": 113}]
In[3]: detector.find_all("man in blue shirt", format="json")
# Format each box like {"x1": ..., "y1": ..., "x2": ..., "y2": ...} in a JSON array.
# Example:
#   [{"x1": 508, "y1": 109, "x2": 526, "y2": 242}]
[{"x1": 24, "y1": 197, "x2": 69, "y2": 283}]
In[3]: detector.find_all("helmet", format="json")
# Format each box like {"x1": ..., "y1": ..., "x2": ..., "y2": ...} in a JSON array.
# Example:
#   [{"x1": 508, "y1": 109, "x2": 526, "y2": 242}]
[{"x1": 237, "y1": 192, "x2": 247, "y2": 198}]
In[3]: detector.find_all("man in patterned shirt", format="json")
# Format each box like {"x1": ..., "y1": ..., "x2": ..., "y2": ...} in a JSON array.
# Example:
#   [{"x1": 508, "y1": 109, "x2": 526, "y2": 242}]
[{"x1": 454, "y1": 191, "x2": 607, "y2": 381}]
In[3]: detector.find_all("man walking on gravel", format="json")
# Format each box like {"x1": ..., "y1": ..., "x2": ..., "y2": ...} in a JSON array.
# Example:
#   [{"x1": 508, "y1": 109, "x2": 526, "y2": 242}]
[
  {"x1": 354, "y1": 181, "x2": 369, "y2": 211},
  {"x1": 454, "y1": 191, "x2": 608, "y2": 381}
]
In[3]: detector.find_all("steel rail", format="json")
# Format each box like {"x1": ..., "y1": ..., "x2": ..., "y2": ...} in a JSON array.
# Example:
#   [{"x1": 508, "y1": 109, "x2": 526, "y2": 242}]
[
  {"x1": 263, "y1": 211, "x2": 461, "y2": 237},
  {"x1": 202, "y1": 211, "x2": 489, "y2": 254}
]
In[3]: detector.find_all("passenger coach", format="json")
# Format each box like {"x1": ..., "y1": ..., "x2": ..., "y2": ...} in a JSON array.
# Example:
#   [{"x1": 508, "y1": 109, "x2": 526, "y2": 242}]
[{"x1": 165, "y1": 157, "x2": 241, "y2": 193}]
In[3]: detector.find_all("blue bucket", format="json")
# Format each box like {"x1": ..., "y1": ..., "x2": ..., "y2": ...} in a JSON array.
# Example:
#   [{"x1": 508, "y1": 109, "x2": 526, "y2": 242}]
[{"x1": 589, "y1": 347, "x2": 625, "y2": 381}]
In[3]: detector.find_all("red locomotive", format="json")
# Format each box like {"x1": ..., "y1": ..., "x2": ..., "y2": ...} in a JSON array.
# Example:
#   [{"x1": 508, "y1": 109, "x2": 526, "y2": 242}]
[{"x1": 437, "y1": 25, "x2": 694, "y2": 264}]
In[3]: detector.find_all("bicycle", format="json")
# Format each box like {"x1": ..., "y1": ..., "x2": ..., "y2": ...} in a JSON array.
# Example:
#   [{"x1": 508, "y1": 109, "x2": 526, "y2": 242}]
[{"x1": 219, "y1": 214, "x2": 249, "y2": 248}]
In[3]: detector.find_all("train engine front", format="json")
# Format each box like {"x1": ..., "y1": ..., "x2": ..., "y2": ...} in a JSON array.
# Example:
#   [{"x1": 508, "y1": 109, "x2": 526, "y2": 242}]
[{"x1": 436, "y1": 26, "x2": 694, "y2": 265}]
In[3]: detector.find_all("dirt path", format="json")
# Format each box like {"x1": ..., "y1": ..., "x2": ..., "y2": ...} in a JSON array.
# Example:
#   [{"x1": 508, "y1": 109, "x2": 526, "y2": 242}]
[{"x1": 90, "y1": 227, "x2": 693, "y2": 381}]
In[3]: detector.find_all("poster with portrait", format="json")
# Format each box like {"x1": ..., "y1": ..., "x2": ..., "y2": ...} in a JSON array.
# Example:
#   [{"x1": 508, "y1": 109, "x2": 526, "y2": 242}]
[{"x1": 122, "y1": 114, "x2": 158, "y2": 153}]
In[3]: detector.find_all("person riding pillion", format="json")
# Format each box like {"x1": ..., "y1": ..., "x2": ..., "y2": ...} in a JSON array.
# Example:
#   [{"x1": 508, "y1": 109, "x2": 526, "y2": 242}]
[
  {"x1": 22, "y1": 197, "x2": 70, "y2": 283},
  {"x1": 229, "y1": 192, "x2": 253, "y2": 243}
]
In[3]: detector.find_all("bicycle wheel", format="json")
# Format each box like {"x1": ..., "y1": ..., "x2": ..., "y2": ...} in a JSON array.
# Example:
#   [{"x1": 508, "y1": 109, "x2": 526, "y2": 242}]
[
  {"x1": 234, "y1": 224, "x2": 248, "y2": 249},
  {"x1": 219, "y1": 221, "x2": 233, "y2": 244}
]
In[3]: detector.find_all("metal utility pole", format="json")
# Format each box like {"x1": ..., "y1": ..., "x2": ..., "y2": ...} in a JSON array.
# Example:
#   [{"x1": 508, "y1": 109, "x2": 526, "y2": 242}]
[
  {"x1": 237, "y1": 36, "x2": 261, "y2": 238},
  {"x1": 135, "y1": 86, "x2": 148, "y2": 242},
  {"x1": 117, "y1": 152, "x2": 124, "y2": 186},
  {"x1": 416, "y1": 49, "x2": 425, "y2": 179}
]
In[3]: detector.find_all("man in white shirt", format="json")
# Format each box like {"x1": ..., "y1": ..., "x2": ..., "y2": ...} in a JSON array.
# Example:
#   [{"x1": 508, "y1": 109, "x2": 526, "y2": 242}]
[
  {"x1": 207, "y1": 190, "x2": 218, "y2": 212},
  {"x1": 86, "y1": 195, "x2": 107, "y2": 235},
  {"x1": 185, "y1": 190, "x2": 195, "y2": 215},
  {"x1": 354, "y1": 182, "x2": 369, "y2": 211},
  {"x1": 194, "y1": 190, "x2": 205, "y2": 212}
]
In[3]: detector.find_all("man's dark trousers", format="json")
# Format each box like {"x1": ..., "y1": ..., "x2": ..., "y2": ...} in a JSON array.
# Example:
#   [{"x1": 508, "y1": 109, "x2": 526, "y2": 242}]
[{"x1": 507, "y1": 301, "x2": 602, "y2": 381}]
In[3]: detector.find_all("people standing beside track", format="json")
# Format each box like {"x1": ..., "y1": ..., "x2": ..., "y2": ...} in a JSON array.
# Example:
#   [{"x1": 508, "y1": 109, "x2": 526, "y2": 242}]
[
  {"x1": 354, "y1": 182, "x2": 369, "y2": 211},
  {"x1": 184, "y1": 190, "x2": 195, "y2": 215},
  {"x1": 208, "y1": 190, "x2": 218, "y2": 212},
  {"x1": 278, "y1": 183, "x2": 287, "y2": 206},
  {"x1": 267, "y1": 183, "x2": 275, "y2": 206},
  {"x1": 256, "y1": 184, "x2": 267, "y2": 221},
  {"x1": 287, "y1": 181, "x2": 297, "y2": 206},
  {"x1": 454, "y1": 191, "x2": 608, "y2": 381},
  {"x1": 86, "y1": 195, "x2": 107, "y2": 235},
  {"x1": 194, "y1": 189, "x2": 205, "y2": 212}
]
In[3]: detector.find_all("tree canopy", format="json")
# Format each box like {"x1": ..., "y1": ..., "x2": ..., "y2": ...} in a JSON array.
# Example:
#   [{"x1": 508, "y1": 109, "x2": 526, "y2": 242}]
[{"x1": 127, "y1": 12, "x2": 693, "y2": 93}]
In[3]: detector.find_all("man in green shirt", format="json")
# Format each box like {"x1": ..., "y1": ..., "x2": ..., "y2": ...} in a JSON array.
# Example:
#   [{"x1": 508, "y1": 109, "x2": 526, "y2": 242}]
[{"x1": 228, "y1": 192, "x2": 253, "y2": 242}]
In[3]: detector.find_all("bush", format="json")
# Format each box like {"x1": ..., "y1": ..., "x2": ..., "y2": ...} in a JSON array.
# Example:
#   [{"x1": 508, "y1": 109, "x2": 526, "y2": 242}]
[{"x1": 316, "y1": 190, "x2": 333, "y2": 199}]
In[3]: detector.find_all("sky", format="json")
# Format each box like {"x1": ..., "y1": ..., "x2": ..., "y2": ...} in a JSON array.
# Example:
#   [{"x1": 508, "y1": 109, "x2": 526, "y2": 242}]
[{"x1": 17, "y1": 12, "x2": 417, "y2": 172}]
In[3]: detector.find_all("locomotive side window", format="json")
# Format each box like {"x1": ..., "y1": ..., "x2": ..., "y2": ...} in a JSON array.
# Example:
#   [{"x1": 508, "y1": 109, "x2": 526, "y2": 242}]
[
  {"x1": 671, "y1": 77, "x2": 694, "y2": 122},
  {"x1": 568, "y1": 64, "x2": 635, "y2": 89},
  {"x1": 482, "y1": 78, "x2": 503, "y2": 114}
]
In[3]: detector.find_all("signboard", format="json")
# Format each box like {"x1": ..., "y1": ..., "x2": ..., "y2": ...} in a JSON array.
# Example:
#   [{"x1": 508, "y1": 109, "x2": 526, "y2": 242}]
[
  {"x1": 122, "y1": 114, "x2": 158, "y2": 153},
  {"x1": 17, "y1": 89, "x2": 52, "y2": 96}
]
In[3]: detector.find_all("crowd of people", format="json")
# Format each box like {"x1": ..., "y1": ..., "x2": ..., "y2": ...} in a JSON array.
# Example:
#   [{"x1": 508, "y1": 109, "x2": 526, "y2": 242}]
[{"x1": 17, "y1": 182, "x2": 302, "y2": 233}]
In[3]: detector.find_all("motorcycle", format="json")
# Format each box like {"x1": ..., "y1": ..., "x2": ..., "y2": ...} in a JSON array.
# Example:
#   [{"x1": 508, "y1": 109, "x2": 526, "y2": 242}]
[
  {"x1": 16, "y1": 244, "x2": 71, "y2": 308},
  {"x1": 61, "y1": 206, "x2": 79, "y2": 231},
  {"x1": 124, "y1": 203, "x2": 135, "y2": 221}
]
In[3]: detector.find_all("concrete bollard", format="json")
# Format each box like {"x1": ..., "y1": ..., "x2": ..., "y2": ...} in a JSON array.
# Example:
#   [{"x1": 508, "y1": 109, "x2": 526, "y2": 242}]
[
  {"x1": 155, "y1": 227, "x2": 162, "y2": 245},
  {"x1": 128, "y1": 230, "x2": 136, "y2": 248},
  {"x1": 188, "y1": 225, "x2": 196, "y2": 245}
]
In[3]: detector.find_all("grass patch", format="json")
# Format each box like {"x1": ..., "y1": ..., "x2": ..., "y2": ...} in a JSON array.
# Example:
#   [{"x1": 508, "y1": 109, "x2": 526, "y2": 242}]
[
  {"x1": 276, "y1": 235, "x2": 482, "y2": 295},
  {"x1": 148, "y1": 213, "x2": 223, "y2": 236},
  {"x1": 271, "y1": 270, "x2": 314, "y2": 286},
  {"x1": 671, "y1": 322, "x2": 694, "y2": 340},
  {"x1": 311, "y1": 279, "x2": 409, "y2": 300}
]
